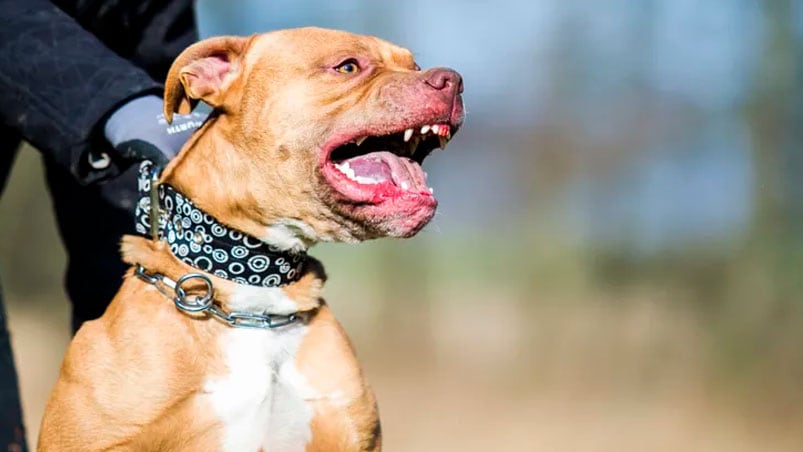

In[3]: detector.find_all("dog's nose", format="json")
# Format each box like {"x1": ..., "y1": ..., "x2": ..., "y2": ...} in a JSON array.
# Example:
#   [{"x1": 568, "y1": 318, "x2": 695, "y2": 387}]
[{"x1": 423, "y1": 68, "x2": 463, "y2": 95}]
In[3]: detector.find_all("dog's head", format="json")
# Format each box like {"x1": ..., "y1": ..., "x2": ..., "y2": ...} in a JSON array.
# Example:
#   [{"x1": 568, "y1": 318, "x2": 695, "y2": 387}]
[{"x1": 163, "y1": 27, "x2": 464, "y2": 245}]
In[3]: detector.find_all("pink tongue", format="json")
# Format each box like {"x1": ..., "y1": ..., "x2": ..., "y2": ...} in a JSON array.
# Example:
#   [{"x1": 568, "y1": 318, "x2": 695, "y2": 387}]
[
  {"x1": 345, "y1": 151, "x2": 425, "y2": 189},
  {"x1": 345, "y1": 153, "x2": 394, "y2": 182}
]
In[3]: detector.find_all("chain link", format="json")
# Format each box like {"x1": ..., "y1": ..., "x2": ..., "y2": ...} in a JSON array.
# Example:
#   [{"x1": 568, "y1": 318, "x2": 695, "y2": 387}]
[{"x1": 135, "y1": 265, "x2": 300, "y2": 329}]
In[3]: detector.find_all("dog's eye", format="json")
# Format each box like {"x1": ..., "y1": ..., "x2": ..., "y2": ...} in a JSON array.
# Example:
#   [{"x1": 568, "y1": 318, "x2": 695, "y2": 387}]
[{"x1": 334, "y1": 59, "x2": 361, "y2": 74}]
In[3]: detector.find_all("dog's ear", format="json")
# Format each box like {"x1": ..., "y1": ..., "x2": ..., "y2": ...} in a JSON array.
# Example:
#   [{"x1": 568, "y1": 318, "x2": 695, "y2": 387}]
[{"x1": 163, "y1": 36, "x2": 249, "y2": 123}]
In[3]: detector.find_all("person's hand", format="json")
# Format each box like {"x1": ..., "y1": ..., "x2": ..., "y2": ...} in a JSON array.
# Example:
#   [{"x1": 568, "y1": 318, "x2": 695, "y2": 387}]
[{"x1": 102, "y1": 95, "x2": 207, "y2": 167}]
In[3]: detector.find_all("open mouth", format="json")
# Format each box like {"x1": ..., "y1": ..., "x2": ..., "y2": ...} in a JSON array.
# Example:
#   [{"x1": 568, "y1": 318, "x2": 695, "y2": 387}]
[{"x1": 322, "y1": 122, "x2": 453, "y2": 204}]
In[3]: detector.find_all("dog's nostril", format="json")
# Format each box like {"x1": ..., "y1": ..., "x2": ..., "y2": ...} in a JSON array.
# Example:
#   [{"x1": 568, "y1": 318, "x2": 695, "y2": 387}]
[{"x1": 424, "y1": 68, "x2": 462, "y2": 93}]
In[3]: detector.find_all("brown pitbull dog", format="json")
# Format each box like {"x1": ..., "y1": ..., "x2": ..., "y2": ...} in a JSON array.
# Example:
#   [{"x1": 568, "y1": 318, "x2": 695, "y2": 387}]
[{"x1": 38, "y1": 27, "x2": 463, "y2": 451}]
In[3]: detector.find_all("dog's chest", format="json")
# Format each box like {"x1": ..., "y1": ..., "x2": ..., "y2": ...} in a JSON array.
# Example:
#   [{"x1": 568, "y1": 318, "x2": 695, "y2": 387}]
[{"x1": 202, "y1": 325, "x2": 314, "y2": 452}]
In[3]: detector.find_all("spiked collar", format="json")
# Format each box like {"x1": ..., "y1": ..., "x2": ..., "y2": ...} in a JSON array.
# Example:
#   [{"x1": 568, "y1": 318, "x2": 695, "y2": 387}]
[{"x1": 134, "y1": 161, "x2": 307, "y2": 288}]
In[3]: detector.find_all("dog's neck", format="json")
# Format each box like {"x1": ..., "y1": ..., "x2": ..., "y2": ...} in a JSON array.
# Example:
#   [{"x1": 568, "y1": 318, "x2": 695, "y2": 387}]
[
  {"x1": 135, "y1": 176, "x2": 307, "y2": 286},
  {"x1": 159, "y1": 115, "x2": 319, "y2": 253},
  {"x1": 124, "y1": 120, "x2": 326, "y2": 316}
]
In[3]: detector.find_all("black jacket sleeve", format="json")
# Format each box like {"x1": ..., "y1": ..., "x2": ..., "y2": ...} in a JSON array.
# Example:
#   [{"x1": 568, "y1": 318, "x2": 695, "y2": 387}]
[{"x1": 0, "y1": 0, "x2": 163, "y2": 182}]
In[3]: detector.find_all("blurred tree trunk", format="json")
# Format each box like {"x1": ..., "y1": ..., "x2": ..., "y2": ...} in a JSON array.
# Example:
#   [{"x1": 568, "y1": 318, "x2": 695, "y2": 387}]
[{"x1": 745, "y1": 0, "x2": 800, "y2": 303}]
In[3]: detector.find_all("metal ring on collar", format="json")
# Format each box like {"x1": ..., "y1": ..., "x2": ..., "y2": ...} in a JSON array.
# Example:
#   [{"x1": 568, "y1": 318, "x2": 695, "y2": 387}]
[{"x1": 173, "y1": 273, "x2": 214, "y2": 313}]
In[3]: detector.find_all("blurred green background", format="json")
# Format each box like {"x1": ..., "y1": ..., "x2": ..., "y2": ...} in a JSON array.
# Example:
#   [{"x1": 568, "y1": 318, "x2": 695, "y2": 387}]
[{"x1": 2, "y1": 0, "x2": 803, "y2": 450}]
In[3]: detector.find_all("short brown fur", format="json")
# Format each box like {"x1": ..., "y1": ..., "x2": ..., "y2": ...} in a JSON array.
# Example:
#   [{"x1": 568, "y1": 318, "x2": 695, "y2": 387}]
[{"x1": 39, "y1": 27, "x2": 464, "y2": 451}]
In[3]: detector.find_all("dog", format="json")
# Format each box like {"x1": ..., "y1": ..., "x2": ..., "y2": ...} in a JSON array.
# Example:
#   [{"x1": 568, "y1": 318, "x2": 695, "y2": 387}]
[{"x1": 38, "y1": 27, "x2": 463, "y2": 451}]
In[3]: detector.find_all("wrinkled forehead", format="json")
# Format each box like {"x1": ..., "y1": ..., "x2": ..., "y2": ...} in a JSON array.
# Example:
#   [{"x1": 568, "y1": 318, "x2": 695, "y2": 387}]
[{"x1": 244, "y1": 27, "x2": 415, "y2": 70}]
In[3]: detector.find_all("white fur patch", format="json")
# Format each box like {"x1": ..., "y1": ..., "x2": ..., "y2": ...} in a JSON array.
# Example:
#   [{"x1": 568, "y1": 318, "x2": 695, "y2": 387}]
[
  {"x1": 262, "y1": 219, "x2": 331, "y2": 253},
  {"x1": 201, "y1": 284, "x2": 320, "y2": 451},
  {"x1": 227, "y1": 283, "x2": 299, "y2": 316},
  {"x1": 203, "y1": 324, "x2": 315, "y2": 452}
]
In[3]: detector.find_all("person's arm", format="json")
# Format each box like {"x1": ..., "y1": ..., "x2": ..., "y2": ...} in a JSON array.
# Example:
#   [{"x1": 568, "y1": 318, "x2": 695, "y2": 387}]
[{"x1": 0, "y1": 0, "x2": 162, "y2": 182}]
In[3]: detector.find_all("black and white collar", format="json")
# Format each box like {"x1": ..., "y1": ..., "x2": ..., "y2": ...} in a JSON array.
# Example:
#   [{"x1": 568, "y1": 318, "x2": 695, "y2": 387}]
[{"x1": 134, "y1": 161, "x2": 307, "y2": 288}]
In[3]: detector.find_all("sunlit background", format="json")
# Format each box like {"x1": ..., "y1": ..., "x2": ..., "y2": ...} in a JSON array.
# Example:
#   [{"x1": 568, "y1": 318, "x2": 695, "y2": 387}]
[{"x1": 2, "y1": 1, "x2": 802, "y2": 450}]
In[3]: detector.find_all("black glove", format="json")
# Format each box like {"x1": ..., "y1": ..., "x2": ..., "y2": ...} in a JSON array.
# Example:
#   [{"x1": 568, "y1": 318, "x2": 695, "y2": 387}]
[{"x1": 102, "y1": 94, "x2": 207, "y2": 167}]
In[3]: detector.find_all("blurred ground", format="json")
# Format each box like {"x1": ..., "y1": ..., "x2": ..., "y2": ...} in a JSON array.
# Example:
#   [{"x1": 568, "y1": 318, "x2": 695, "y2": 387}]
[{"x1": 3, "y1": 148, "x2": 803, "y2": 451}]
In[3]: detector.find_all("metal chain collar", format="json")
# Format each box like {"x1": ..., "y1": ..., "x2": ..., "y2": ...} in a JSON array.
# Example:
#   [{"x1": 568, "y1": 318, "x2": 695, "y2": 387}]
[
  {"x1": 135, "y1": 265, "x2": 300, "y2": 329},
  {"x1": 135, "y1": 162, "x2": 301, "y2": 329}
]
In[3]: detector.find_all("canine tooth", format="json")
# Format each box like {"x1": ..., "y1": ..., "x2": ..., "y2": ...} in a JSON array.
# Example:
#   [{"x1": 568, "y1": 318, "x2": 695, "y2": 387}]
[
  {"x1": 431, "y1": 124, "x2": 440, "y2": 134},
  {"x1": 439, "y1": 136, "x2": 448, "y2": 150},
  {"x1": 428, "y1": 187, "x2": 434, "y2": 194},
  {"x1": 401, "y1": 181, "x2": 410, "y2": 190},
  {"x1": 420, "y1": 125, "x2": 430, "y2": 134},
  {"x1": 353, "y1": 175, "x2": 381, "y2": 185},
  {"x1": 355, "y1": 136, "x2": 367, "y2": 146},
  {"x1": 403, "y1": 128, "x2": 414, "y2": 142}
]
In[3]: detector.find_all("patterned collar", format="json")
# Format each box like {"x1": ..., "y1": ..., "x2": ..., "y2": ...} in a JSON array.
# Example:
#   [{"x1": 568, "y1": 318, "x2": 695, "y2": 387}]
[{"x1": 134, "y1": 161, "x2": 307, "y2": 288}]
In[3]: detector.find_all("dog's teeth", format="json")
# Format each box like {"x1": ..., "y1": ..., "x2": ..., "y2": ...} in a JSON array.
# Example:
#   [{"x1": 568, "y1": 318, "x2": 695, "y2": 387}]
[
  {"x1": 439, "y1": 136, "x2": 448, "y2": 150},
  {"x1": 403, "y1": 128, "x2": 414, "y2": 142},
  {"x1": 420, "y1": 125, "x2": 431, "y2": 135},
  {"x1": 336, "y1": 161, "x2": 381, "y2": 185},
  {"x1": 431, "y1": 124, "x2": 440, "y2": 135},
  {"x1": 335, "y1": 161, "x2": 355, "y2": 178},
  {"x1": 355, "y1": 136, "x2": 367, "y2": 146},
  {"x1": 401, "y1": 181, "x2": 410, "y2": 190},
  {"x1": 353, "y1": 175, "x2": 381, "y2": 185},
  {"x1": 428, "y1": 187, "x2": 434, "y2": 194}
]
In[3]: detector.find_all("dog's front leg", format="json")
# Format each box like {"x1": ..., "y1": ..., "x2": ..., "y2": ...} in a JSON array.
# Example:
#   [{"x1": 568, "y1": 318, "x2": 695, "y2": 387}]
[{"x1": 294, "y1": 304, "x2": 381, "y2": 452}]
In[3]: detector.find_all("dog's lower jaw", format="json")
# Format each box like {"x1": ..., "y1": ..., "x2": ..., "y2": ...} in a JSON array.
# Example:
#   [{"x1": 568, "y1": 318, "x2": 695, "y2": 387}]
[{"x1": 259, "y1": 210, "x2": 402, "y2": 248}]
